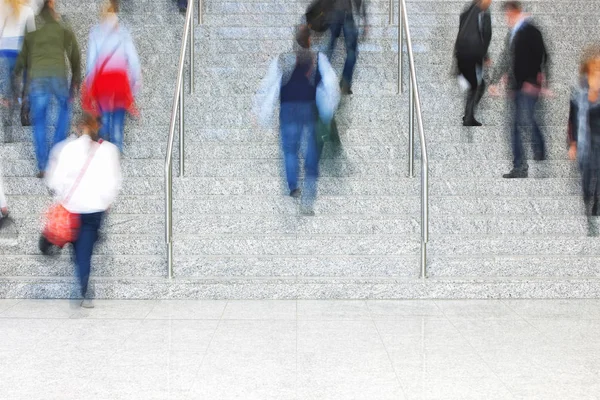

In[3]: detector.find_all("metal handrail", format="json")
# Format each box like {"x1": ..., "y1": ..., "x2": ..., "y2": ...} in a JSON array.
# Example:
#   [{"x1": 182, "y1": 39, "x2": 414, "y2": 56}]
[
  {"x1": 165, "y1": 1, "x2": 197, "y2": 278},
  {"x1": 395, "y1": 0, "x2": 429, "y2": 278}
]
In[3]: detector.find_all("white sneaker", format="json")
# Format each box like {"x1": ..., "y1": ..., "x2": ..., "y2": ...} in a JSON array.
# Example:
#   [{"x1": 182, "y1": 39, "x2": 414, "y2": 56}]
[{"x1": 81, "y1": 299, "x2": 94, "y2": 309}]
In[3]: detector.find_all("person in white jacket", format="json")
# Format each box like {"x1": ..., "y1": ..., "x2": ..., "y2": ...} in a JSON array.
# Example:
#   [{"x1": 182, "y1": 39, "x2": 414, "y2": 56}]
[
  {"x1": 45, "y1": 113, "x2": 122, "y2": 308},
  {"x1": 254, "y1": 25, "x2": 340, "y2": 215}
]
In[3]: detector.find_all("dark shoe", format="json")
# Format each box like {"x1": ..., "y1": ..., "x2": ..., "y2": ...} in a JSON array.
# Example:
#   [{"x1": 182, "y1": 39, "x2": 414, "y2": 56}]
[
  {"x1": 533, "y1": 153, "x2": 546, "y2": 161},
  {"x1": 290, "y1": 188, "x2": 301, "y2": 198},
  {"x1": 179, "y1": 7, "x2": 187, "y2": 13},
  {"x1": 463, "y1": 118, "x2": 482, "y2": 127},
  {"x1": 593, "y1": 201, "x2": 599, "y2": 217},
  {"x1": 39, "y1": 235, "x2": 52, "y2": 255},
  {"x1": 503, "y1": 169, "x2": 528, "y2": 179},
  {"x1": 340, "y1": 80, "x2": 353, "y2": 95},
  {"x1": 36, "y1": 171, "x2": 45, "y2": 179}
]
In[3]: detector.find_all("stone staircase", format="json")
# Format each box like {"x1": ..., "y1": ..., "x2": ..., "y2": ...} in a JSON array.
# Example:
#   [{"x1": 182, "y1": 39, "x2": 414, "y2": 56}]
[{"x1": 1, "y1": 0, "x2": 600, "y2": 298}]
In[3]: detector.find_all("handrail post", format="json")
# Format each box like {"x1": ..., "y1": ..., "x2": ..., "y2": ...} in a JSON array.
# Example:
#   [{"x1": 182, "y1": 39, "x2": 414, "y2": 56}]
[
  {"x1": 166, "y1": 175, "x2": 173, "y2": 278},
  {"x1": 397, "y1": 0, "x2": 403, "y2": 94},
  {"x1": 179, "y1": 79, "x2": 185, "y2": 177},
  {"x1": 408, "y1": 75, "x2": 414, "y2": 177},
  {"x1": 400, "y1": 0, "x2": 428, "y2": 278},
  {"x1": 190, "y1": 0, "x2": 194, "y2": 94}
]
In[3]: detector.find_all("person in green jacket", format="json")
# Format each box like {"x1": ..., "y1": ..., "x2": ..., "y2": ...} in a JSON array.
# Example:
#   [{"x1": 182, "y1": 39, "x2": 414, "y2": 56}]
[{"x1": 13, "y1": 0, "x2": 81, "y2": 178}]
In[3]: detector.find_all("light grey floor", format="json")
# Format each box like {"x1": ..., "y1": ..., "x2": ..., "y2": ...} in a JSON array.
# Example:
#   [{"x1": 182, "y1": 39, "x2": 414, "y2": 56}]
[{"x1": 1, "y1": 299, "x2": 600, "y2": 400}]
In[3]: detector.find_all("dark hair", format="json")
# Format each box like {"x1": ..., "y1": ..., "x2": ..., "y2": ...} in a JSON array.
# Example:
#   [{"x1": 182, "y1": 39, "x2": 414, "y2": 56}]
[
  {"x1": 502, "y1": 1, "x2": 522, "y2": 12},
  {"x1": 295, "y1": 25, "x2": 311, "y2": 49}
]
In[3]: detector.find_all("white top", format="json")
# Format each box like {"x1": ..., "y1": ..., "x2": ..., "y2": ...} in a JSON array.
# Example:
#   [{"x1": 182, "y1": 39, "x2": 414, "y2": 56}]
[
  {"x1": 0, "y1": 168, "x2": 7, "y2": 208},
  {"x1": 46, "y1": 136, "x2": 122, "y2": 214},
  {"x1": 0, "y1": 3, "x2": 35, "y2": 51}
]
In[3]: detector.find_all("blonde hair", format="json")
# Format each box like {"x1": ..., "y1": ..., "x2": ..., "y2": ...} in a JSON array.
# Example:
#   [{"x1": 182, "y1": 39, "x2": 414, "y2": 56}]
[
  {"x1": 580, "y1": 45, "x2": 600, "y2": 76},
  {"x1": 4, "y1": 0, "x2": 25, "y2": 18}
]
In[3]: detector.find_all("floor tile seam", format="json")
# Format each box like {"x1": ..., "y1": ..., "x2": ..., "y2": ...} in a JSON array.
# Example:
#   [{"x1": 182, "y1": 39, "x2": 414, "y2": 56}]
[
  {"x1": 370, "y1": 317, "x2": 411, "y2": 400},
  {"x1": 0, "y1": 299, "x2": 24, "y2": 316},
  {"x1": 439, "y1": 312, "x2": 519, "y2": 400},
  {"x1": 183, "y1": 315, "x2": 227, "y2": 395},
  {"x1": 141, "y1": 300, "x2": 160, "y2": 321}
]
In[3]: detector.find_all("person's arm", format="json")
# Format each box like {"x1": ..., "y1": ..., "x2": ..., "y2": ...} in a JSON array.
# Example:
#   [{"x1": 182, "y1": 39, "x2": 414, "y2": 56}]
[
  {"x1": 568, "y1": 95, "x2": 578, "y2": 160},
  {"x1": 66, "y1": 29, "x2": 82, "y2": 92},
  {"x1": 354, "y1": 0, "x2": 367, "y2": 26},
  {"x1": 124, "y1": 30, "x2": 142, "y2": 96},
  {"x1": 85, "y1": 29, "x2": 98, "y2": 79},
  {"x1": 538, "y1": 30, "x2": 550, "y2": 88},
  {"x1": 26, "y1": 8, "x2": 35, "y2": 32},
  {"x1": 482, "y1": 11, "x2": 492, "y2": 61},
  {"x1": 13, "y1": 33, "x2": 29, "y2": 79}
]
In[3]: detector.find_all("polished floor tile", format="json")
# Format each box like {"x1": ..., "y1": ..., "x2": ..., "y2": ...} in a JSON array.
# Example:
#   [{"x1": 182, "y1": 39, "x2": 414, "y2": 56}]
[
  {"x1": 2, "y1": 299, "x2": 600, "y2": 399},
  {"x1": 221, "y1": 299, "x2": 296, "y2": 320},
  {"x1": 145, "y1": 300, "x2": 227, "y2": 320},
  {"x1": 297, "y1": 299, "x2": 371, "y2": 320}
]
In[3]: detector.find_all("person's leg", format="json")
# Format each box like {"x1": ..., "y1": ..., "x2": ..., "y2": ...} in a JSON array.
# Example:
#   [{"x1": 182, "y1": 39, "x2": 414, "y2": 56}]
[
  {"x1": 29, "y1": 80, "x2": 50, "y2": 173},
  {"x1": 52, "y1": 78, "x2": 71, "y2": 146},
  {"x1": 504, "y1": 92, "x2": 527, "y2": 178},
  {"x1": 341, "y1": 14, "x2": 359, "y2": 91},
  {"x1": 111, "y1": 108, "x2": 126, "y2": 152},
  {"x1": 457, "y1": 57, "x2": 479, "y2": 124},
  {"x1": 178, "y1": 0, "x2": 187, "y2": 10},
  {"x1": 523, "y1": 93, "x2": 546, "y2": 160},
  {"x1": 302, "y1": 105, "x2": 319, "y2": 212},
  {"x1": 73, "y1": 212, "x2": 104, "y2": 299},
  {"x1": 100, "y1": 110, "x2": 111, "y2": 142},
  {"x1": 280, "y1": 104, "x2": 301, "y2": 195},
  {"x1": 327, "y1": 12, "x2": 344, "y2": 60}
]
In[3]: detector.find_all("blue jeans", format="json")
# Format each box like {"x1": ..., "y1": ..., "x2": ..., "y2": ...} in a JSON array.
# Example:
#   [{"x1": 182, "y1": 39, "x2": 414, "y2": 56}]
[
  {"x1": 327, "y1": 11, "x2": 359, "y2": 86},
  {"x1": 0, "y1": 51, "x2": 18, "y2": 99},
  {"x1": 29, "y1": 77, "x2": 71, "y2": 172},
  {"x1": 73, "y1": 212, "x2": 104, "y2": 298},
  {"x1": 100, "y1": 108, "x2": 126, "y2": 152},
  {"x1": 280, "y1": 102, "x2": 319, "y2": 208},
  {"x1": 511, "y1": 90, "x2": 545, "y2": 170}
]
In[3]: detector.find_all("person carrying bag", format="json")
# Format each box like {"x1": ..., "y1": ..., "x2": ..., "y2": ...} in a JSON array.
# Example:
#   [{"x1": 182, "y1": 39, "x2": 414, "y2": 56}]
[{"x1": 43, "y1": 114, "x2": 122, "y2": 307}]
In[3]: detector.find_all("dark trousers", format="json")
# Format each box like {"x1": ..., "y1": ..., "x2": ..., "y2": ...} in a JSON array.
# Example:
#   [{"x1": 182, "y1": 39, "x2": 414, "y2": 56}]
[
  {"x1": 457, "y1": 56, "x2": 485, "y2": 121},
  {"x1": 327, "y1": 11, "x2": 359, "y2": 86},
  {"x1": 73, "y1": 212, "x2": 104, "y2": 298},
  {"x1": 511, "y1": 91, "x2": 545, "y2": 170},
  {"x1": 177, "y1": 0, "x2": 187, "y2": 9}
]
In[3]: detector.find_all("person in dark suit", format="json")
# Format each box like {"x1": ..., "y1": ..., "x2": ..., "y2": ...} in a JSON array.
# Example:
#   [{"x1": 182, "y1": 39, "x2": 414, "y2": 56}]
[
  {"x1": 489, "y1": 1, "x2": 550, "y2": 178},
  {"x1": 454, "y1": 0, "x2": 492, "y2": 126},
  {"x1": 326, "y1": 0, "x2": 367, "y2": 95}
]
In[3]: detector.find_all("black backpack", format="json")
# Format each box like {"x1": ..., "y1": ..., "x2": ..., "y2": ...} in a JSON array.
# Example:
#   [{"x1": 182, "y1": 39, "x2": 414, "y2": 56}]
[
  {"x1": 306, "y1": 0, "x2": 334, "y2": 32},
  {"x1": 455, "y1": 5, "x2": 485, "y2": 59}
]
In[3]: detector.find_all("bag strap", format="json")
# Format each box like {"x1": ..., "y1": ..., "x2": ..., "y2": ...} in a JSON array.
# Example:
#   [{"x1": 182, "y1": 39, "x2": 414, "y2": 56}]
[{"x1": 63, "y1": 142, "x2": 101, "y2": 207}]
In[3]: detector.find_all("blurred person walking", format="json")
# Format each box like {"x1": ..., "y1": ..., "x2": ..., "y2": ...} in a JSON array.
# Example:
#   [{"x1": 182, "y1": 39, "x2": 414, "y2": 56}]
[
  {"x1": 454, "y1": 0, "x2": 492, "y2": 127},
  {"x1": 325, "y1": 0, "x2": 367, "y2": 95},
  {"x1": 82, "y1": 0, "x2": 141, "y2": 153},
  {"x1": 45, "y1": 114, "x2": 121, "y2": 308},
  {"x1": 254, "y1": 25, "x2": 340, "y2": 215},
  {"x1": 0, "y1": 165, "x2": 7, "y2": 217},
  {"x1": 13, "y1": 0, "x2": 81, "y2": 178},
  {"x1": 568, "y1": 46, "x2": 600, "y2": 216},
  {"x1": 0, "y1": 0, "x2": 35, "y2": 136},
  {"x1": 489, "y1": 1, "x2": 549, "y2": 179}
]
